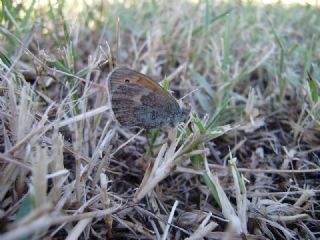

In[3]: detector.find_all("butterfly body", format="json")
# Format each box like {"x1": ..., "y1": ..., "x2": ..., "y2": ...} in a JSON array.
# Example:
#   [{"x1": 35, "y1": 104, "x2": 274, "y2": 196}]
[{"x1": 108, "y1": 67, "x2": 189, "y2": 129}]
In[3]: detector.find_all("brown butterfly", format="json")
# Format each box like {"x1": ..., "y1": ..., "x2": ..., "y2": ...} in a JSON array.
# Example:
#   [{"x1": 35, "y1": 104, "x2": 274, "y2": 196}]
[{"x1": 107, "y1": 66, "x2": 190, "y2": 129}]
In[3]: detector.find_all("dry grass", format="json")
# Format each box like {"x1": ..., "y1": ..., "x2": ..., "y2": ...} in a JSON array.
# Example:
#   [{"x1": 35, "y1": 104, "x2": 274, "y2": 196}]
[{"x1": 0, "y1": 0, "x2": 319, "y2": 239}]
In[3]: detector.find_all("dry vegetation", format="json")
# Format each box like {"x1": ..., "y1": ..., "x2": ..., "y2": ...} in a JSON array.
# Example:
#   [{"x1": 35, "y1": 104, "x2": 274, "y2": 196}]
[{"x1": 0, "y1": 0, "x2": 320, "y2": 239}]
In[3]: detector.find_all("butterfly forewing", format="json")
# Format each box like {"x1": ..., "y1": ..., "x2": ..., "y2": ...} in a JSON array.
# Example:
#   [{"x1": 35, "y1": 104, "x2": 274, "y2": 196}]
[{"x1": 108, "y1": 67, "x2": 173, "y2": 99}]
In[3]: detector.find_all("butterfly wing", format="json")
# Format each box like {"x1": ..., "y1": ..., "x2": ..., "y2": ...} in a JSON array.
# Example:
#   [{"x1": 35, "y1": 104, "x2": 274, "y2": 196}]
[{"x1": 108, "y1": 67, "x2": 182, "y2": 129}]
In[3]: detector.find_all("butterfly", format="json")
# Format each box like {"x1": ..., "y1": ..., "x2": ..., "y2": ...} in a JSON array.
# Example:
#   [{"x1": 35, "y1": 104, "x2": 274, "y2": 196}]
[{"x1": 108, "y1": 67, "x2": 189, "y2": 129}]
